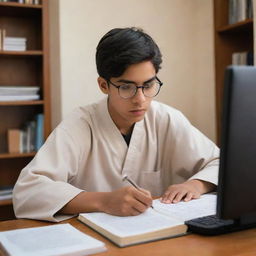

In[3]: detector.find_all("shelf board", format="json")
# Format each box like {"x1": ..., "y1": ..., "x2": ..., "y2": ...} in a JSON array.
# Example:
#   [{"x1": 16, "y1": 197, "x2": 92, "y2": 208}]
[
  {"x1": 0, "y1": 199, "x2": 12, "y2": 206},
  {"x1": 0, "y1": 50, "x2": 43, "y2": 56},
  {"x1": 217, "y1": 19, "x2": 253, "y2": 34},
  {"x1": 0, "y1": 100, "x2": 44, "y2": 106},
  {"x1": 0, "y1": 152, "x2": 36, "y2": 159}
]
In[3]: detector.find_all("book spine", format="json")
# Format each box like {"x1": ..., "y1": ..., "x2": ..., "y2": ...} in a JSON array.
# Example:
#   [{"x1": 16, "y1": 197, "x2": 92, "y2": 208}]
[{"x1": 35, "y1": 114, "x2": 44, "y2": 151}]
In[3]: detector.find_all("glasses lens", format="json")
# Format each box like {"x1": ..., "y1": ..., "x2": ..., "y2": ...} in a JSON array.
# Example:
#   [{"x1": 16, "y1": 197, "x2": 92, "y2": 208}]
[
  {"x1": 119, "y1": 84, "x2": 137, "y2": 98},
  {"x1": 143, "y1": 81, "x2": 161, "y2": 97}
]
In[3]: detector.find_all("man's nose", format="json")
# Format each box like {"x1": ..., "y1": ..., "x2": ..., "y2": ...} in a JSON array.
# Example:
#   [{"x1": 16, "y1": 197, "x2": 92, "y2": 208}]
[{"x1": 131, "y1": 88, "x2": 146, "y2": 104}]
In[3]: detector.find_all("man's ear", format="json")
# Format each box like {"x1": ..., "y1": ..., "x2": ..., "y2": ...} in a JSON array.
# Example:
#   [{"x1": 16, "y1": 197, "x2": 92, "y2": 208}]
[{"x1": 98, "y1": 77, "x2": 109, "y2": 94}]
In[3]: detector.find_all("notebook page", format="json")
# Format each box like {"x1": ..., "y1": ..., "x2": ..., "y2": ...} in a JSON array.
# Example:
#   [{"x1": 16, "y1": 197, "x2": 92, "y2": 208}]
[
  {"x1": 0, "y1": 223, "x2": 106, "y2": 256},
  {"x1": 81, "y1": 208, "x2": 184, "y2": 237},
  {"x1": 153, "y1": 193, "x2": 217, "y2": 221}
]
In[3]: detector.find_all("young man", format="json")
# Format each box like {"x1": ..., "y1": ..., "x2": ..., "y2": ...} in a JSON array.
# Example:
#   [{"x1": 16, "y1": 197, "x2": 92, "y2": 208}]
[{"x1": 13, "y1": 27, "x2": 219, "y2": 222}]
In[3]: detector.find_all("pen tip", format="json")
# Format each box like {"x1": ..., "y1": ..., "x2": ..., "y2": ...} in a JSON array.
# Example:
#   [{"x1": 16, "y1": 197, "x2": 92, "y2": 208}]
[{"x1": 122, "y1": 175, "x2": 128, "y2": 181}]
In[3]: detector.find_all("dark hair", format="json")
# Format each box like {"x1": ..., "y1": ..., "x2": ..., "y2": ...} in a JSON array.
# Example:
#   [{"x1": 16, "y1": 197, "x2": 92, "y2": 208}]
[{"x1": 96, "y1": 27, "x2": 162, "y2": 80}]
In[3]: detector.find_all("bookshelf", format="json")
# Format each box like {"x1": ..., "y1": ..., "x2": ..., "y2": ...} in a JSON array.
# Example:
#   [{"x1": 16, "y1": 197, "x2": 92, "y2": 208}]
[
  {"x1": 214, "y1": 0, "x2": 254, "y2": 144},
  {"x1": 0, "y1": 0, "x2": 51, "y2": 220}
]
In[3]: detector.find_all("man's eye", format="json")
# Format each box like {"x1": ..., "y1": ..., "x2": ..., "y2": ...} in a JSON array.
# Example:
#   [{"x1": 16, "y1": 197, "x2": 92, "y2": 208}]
[
  {"x1": 120, "y1": 84, "x2": 132, "y2": 90},
  {"x1": 144, "y1": 83, "x2": 154, "y2": 89}
]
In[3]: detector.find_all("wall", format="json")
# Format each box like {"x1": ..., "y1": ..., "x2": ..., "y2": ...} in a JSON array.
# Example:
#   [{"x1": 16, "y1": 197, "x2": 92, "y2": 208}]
[{"x1": 49, "y1": 0, "x2": 216, "y2": 141}]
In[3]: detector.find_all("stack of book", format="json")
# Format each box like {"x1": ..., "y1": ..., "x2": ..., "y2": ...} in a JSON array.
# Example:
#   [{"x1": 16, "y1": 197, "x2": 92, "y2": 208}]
[
  {"x1": 229, "y1": 0, "x2": 253, "y2": 24},
  {"x1": 3, "y1": 36, "x2": 27, "y2": 51},
  {"x1": 0, "y1": 86, "x2": 40, "y2": 101},
  {"x1": 0, "y1": 186, "x2": 13, "y2": 201},
  {"x1": 8, "y1": 114, "x2": 44, "y2": 153}
]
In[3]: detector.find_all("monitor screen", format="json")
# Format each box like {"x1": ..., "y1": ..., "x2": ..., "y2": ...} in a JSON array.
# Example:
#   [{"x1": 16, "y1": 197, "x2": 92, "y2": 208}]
[{"x1": 217, "y1": 66, "x2": 256, "y2": 225}]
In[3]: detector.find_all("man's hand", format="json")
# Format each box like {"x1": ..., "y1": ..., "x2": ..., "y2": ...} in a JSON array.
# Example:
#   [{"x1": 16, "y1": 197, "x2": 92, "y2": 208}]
[
  {"x1": 160, "y1": 179, "x2": 216, "y2": 204},
  {"x1": 102, "y1": 186, "x2": 153, "y2": 216}
]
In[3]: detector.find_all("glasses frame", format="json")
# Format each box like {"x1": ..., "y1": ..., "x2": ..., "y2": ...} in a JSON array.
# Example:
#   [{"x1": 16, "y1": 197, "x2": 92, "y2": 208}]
[{"x1": 107, "y1": 76, "x2": 163, "y2": 99}]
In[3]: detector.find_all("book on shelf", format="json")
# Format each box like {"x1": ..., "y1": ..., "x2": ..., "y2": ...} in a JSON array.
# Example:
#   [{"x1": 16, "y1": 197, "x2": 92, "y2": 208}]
[
  {"x1": 229, "y1": 0, "x2": 253, "y2": 25},
  {"x1": 78, "y1": 193, "x2": 216, "y2": 247},
  {"x1": 35, "y1": 113, "x2": 44, "y2": 151},
  {"x1": 7, "y1": 113, "x2": 44, "y2": 154},
  {"x1": 232, "y1": 51, "x2": 253, "y2": 65},
  {"x1": 3, "y1": 36, "x2": 27, "y2": 51},
  {"x1": 0, "y1": 186, "x2": 13, "y2": 201},
  {"x1": 0, "y1": 86, "x2": 40, "y2": 101},
  {"x1": 0, "y1": 223, "x2": 107, "y2": 256},
  {"x1": 0, "y1": 95, "x2": 39, "y2": 101}
]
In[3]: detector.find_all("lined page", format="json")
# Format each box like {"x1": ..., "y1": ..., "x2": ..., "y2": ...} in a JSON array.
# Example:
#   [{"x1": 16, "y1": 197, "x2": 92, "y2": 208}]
[
  {"x1": 153, "y1": 193, "x2": 217, "y2": 221},
  {"x1": 81, "y1": 208, "x2": 184, "y2": 237}
]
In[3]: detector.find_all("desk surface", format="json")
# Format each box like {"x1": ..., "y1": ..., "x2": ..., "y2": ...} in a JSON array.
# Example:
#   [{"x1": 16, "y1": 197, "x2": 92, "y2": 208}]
[{"x1": 0, "y1": 217, "x2": 256, "y2": 256}]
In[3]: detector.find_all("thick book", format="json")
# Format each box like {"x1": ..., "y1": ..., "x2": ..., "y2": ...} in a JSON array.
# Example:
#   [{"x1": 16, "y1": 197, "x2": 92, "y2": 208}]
[
  {"x1": 78, "y1": 193, "x2": 216, "y2": 247},
  {"x1": 0, "y1": 86, "x2": 39, "y2": 96},
  {"x1": 0, "y1": 223, "x2": 106, "y2": 256}
]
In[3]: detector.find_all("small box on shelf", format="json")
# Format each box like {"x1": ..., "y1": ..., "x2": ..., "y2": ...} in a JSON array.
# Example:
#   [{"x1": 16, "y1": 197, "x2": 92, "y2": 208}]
[{"x1": 7, "y1": 129, "x2": 20, "y2": 153}]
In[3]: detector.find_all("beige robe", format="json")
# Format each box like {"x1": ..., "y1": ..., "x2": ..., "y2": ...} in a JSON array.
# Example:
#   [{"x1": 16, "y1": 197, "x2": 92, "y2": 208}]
[{"x1": 13, "y1": 98, "x2": 219, "y2": 222}]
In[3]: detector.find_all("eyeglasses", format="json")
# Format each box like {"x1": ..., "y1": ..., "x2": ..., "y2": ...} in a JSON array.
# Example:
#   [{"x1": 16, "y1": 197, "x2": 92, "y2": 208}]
[{"x1": 107, "y1": 77, "x2": 163, "y2": 99}]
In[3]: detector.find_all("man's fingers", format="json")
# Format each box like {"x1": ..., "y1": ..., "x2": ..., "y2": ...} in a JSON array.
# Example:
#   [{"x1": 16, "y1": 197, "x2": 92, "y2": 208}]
[
  {"x1": 139, "y1": 188, "x2": 152, "y2": 198},
  {"x1": 161, "y1": 190, "x2": 178, "y2": 203},
  {"x1": 130, "y1": 198, "x2": 149, "y2": 214},
  {"x1": 184, "y1": 192, "x2": 193, "y2": 202},
  {"x1": 172, "y1": 191, "x2": 187, "y2": 203},
  {"x1": 133, "y1": 189, "x2": 152, "y2": 208}
]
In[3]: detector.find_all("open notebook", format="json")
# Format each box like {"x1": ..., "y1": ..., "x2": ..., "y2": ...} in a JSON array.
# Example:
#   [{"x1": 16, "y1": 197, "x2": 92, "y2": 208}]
[{"x1": 78, "y1": 193, "x2": 216, "y2": 247}]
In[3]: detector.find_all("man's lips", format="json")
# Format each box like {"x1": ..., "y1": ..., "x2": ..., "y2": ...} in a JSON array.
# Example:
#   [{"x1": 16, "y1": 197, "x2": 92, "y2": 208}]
[{"x1": 129, "y1": 109, "x2": 146, "y2": 116}]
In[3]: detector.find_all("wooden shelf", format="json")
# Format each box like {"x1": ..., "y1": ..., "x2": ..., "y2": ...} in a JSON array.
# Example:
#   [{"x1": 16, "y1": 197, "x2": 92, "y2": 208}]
[
  {"x1": 0, "y1": 50, "x2": 43, "y2": 56},
  {"x1": 0, "y1": 100, "x2": 44, "y2": 106},
  {"x1": 217, "y1": 19, "x2": 253, "y2": 34},
  {"x1": 0, "y1": 199, "x2": 12, "y2": 206},
  {"x1": 214, "y1": 0, "x2": 254, "y2": 144},
  {"x1": 0, "y1": 152, "x2": 36, "y2": 159},
  {"x1": 0, "y1": 0, "x2": 51, "y2": 220}
]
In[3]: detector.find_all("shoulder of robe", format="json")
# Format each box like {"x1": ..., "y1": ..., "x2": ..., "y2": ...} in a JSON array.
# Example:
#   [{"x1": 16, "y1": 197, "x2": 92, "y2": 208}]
[
  {"x1": 149, "y1": 100, "x2": 191, "y2": 128},
  {"x1": 55, "y1": 105, "x2": 95, "y2": 143}
]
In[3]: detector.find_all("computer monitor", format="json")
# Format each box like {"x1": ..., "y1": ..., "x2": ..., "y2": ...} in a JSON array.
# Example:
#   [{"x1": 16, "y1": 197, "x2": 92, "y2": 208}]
[{"x1": 217, "y1": 66, "x2": 256, "y2": 226}]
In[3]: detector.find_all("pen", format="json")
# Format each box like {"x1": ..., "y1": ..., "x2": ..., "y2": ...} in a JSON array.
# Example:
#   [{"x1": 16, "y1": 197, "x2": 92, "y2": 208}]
[{"x1": 122, "y1": 174, "x2": 154, "y2": 209}]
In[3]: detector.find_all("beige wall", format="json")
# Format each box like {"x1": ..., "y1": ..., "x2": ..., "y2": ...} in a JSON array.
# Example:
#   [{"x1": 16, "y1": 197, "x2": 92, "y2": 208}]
[{"x1": 49, "y1": 0, "x2": 216, "y2": 141}]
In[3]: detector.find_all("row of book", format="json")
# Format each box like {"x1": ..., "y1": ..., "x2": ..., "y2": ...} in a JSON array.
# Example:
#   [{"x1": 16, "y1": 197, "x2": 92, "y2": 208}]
[
  {"x1": 0, "y1": 30, "x2": 27, "y2": 51},
  {"x1": 0, "y1": 0, "x2": 40, "y2": 4},
  {"x1": 0, "y1": 86, "x2": 40, "y2": 101},
  {"x1": 8, "y1": 114, "x2": 44, "y2": 153},
  {"x1": 229, "y1": 0, "x2": 253, "y2": 24},
  {"x1": 232, "y1": 51, "x2": 253, "y2": 65}
]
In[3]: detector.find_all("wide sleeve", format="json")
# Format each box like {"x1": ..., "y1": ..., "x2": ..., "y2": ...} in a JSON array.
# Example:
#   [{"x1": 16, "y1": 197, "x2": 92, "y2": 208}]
[
  {"x1": 13, "y1": 121, "x2": 90, "y2": 222},
  {"x1": 167, "y1": 109, "x2": 220, "y2": 185}
]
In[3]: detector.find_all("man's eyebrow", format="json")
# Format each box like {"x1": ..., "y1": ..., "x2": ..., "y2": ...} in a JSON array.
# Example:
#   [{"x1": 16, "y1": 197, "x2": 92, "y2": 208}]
[{"x1": 116, "y1": 76, "x2": 156, "y2": 84}]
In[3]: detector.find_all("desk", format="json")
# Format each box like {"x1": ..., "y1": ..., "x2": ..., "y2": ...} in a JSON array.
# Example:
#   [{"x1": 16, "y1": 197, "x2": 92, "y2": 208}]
[{"x1": 0, "y1": 218, "x2": 256, "y2": 256}]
